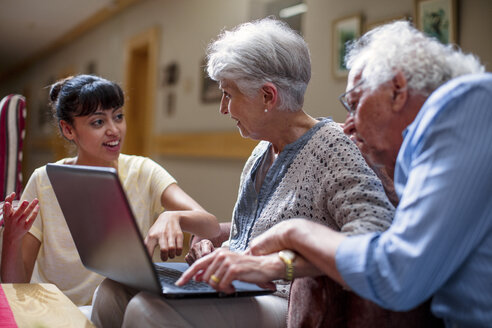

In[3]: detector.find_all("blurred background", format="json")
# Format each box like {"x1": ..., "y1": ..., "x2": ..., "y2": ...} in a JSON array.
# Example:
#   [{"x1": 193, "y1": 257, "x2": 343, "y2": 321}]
[{"x1": 1, "y1": 0, "x2": 491, "y2": 222}]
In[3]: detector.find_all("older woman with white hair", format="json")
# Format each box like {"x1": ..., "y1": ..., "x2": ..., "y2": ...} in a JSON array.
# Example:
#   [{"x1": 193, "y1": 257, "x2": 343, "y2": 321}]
[{"x1": 91, "y1": 17, "x2": 394, "y2": 328}]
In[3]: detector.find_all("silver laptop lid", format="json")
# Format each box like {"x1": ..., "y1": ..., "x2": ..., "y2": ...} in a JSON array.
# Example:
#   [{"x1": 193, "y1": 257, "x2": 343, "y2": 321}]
[{"x1": 46, "y1": 163, "x2": 161, "y2": 294}]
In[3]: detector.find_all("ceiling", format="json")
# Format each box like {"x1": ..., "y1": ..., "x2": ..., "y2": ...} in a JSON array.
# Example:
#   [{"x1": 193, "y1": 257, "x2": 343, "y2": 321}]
[
  {"x1": 0, "y1": 0, "x2": 132, "y2": 79},
  {"x1": 0, "y1": 0, "x2": 302, "y2": 81}
]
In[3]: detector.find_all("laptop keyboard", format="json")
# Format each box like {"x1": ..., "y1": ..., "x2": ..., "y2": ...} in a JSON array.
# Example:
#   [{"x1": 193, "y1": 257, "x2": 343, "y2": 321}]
[{"x1": 154, "y1": 265, "x2": 214, "y2": 291}]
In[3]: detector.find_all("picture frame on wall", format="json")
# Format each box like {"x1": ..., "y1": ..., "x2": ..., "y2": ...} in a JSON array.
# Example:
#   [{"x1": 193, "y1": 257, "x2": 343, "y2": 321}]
[
  {"x1": 415, "y1": 0, "x2": 457, "y2": 44},
  {"x1": 36, "y1": 76, "x2": 55, "y2": 136},
  {"x1": 200, "y1": 59, "x2": 222, "y2": 103},
  {"x1": 365, "y1": 15, "x2": 410, "y2": 33},
  {"x1": 332, "y1": 14, "x2": 362, "y2": 79}
]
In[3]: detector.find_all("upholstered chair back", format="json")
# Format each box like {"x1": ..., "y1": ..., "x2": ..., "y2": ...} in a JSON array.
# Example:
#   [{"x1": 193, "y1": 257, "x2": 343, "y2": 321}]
[{"x1": 0, "y1": 94, "x2": 26, "y2": 201}]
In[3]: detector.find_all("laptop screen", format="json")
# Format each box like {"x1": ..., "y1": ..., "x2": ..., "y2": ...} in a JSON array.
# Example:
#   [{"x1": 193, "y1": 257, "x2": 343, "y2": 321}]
[{"x1": 46, "y1": 163, "x2": 162, "y2": 293}]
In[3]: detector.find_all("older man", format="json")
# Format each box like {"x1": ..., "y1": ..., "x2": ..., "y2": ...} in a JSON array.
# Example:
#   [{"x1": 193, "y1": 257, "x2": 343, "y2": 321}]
[{"x1": 182, "y1": 21, "x2": 492, "y2": 327}]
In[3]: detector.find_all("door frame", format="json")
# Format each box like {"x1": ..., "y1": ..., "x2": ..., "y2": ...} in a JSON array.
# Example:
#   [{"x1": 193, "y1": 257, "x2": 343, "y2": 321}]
[{"x1": 123, "y1": 26, "x2": 160, "y2": 156}]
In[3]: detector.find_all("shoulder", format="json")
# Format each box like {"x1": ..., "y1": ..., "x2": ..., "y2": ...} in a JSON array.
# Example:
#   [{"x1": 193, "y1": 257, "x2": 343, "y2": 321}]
[
  {"x1": 29, "y1": 166, "x2": 48, "y2": 183},
  {"x1": 436, "y1": 73, "x2": 492, "y2": 98},
  {"x1": 119, "y1": 154, "x2": 161, "y2": 171},
  {"x1": 119, "y1": 154, "x2": 175, "y2": 182},
  {"x1": 307, "y1": 118, "x2": 349, "y2": 143},
  {"x1": 407, "y1": 73, "x2": 492, "y2": 144},
  {"x1": 317, "y1": 119, "x2": 347, "y2": 139},
  {"x1": 119, "y1": 153, "x2": 146, "y2": 166},
  {"x1": 25, "y1": 156, "x2": 75, "y2": 189},
  {"x1": 304, "y1": 119, "x2": 360, "y2": 157},
  {"x1": 22, "y1": 165, "x2": 51, "y2": 198},
  {"x1": 425, "y1": 73, "x2": 492, "y2": 115},
  {"x1": 286, "y1": 120, "x2": 371, "y2": 181}
]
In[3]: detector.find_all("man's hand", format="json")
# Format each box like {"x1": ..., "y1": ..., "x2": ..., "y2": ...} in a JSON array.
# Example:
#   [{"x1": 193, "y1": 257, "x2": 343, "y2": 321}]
[{"x1": 248, "y1": 219, "x2": 299, "y2": 256}]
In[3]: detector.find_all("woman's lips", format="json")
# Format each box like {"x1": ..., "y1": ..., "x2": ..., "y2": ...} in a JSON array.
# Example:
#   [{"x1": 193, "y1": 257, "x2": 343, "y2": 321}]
[{"x1": 103, "y1": 140, "x2": 121, "y2": 151}]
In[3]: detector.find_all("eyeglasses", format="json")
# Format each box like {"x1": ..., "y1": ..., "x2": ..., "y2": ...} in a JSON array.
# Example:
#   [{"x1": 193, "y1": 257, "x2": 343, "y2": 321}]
[{"x1": 338, "y1": 80, "x2": 364, "y2": 116}]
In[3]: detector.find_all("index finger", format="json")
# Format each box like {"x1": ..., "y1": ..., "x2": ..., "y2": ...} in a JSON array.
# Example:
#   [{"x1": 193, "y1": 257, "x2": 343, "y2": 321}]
[
  {"x1": 144, "y1": 235, "x2": 157, "y2": 258},
  {"x1": 25, "y1": 204, "x2": 40, "y2": 229},
  {"x1": 176, "y1": 253, "x2": 215, "y2": 286},
  {"x1": 5, "y1": 192, "x2": 16, "y2": 203},
  {"x1": 22, "y1": 198, "x2": 39, "y2": 217}
]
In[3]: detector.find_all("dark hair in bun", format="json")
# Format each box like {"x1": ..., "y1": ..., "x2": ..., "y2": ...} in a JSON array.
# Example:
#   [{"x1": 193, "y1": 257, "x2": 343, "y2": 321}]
[{"x1": 49, "y1": 74, "x2": 124, "y2": 127}]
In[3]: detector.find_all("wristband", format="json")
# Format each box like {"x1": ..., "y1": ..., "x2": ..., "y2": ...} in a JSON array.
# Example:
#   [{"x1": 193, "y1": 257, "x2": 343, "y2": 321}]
[{"x1": 278, "y1": 250, "x2": 296, "y2": 281}]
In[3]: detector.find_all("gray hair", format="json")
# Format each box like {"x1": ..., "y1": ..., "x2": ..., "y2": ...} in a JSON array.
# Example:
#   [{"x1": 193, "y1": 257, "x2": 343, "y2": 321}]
[
  {"x1": 345, "y1": 20, "x2": 484, "y2": 97},
  {"x1": 206, "y1": 17, "x2": 311, "y2": 111}
]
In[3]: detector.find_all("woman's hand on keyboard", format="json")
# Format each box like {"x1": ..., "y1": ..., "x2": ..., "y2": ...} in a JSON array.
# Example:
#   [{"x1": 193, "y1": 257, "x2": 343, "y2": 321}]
[{"x1": 177, "y1": 248, "x2": 278, "y2": 294}]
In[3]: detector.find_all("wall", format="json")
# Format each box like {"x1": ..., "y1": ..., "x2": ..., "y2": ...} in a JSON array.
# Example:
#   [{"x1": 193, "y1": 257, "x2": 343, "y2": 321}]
[
  {"x1": 1, "y1": 0, "x2": 491, "y2": 221},
  {"x1": 304, "y1": 0, "x2": 492, "y2": 123}
]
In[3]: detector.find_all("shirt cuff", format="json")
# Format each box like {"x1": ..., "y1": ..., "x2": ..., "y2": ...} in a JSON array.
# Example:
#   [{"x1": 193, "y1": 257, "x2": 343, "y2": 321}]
[
  {"x1": 335, "y1": 232, "x2": 379, "y2": 299},
  {"x1": 28, "y1": 225, "x2": 42, "y2": 242}
]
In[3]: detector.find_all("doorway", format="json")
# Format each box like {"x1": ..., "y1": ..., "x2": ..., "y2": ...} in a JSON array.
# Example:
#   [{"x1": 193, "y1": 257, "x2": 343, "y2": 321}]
[{"x1": 123, "y1": 26, "x2": 159, "y2": 156}]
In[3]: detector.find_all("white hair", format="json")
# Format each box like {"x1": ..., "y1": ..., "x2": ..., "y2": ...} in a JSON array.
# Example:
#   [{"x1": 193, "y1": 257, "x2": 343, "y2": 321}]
[
  {"x1": 206, "y1": 17, "x2": 311, "y2": 111},
  {"x1": 345, "y1": 20, "x2": 484, "y2": 96}
]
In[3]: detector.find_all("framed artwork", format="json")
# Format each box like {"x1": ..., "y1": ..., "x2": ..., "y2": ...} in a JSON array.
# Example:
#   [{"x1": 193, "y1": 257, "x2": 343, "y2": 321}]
[
  {"x1": 200, "y1": 59, "x2": 222, "y2": 103},
  {"x1": 415, "y1": 0, "x2": 457, "y2": 44},
  {"x1": 365, "y1": 15, "x2": 410, "y2": 32},
  {"x1": 332, "y1": 14, "x2": 362, "y2": 79},
  {"x1": 86, "y1": 61, "x2": 97, "y2": 75},
  {"x1": 36, "y1": 76, "x2": 55, "y2": 135}
]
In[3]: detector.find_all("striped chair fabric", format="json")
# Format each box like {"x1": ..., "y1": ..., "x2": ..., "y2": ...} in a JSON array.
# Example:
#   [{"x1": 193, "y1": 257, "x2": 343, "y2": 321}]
[{"x1": 0, "y1": 94, "x2": 26, "y2": 201}]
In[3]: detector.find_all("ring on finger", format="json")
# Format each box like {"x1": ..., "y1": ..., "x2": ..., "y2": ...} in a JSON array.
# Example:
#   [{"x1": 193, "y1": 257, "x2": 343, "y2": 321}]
[{"x1": 210, "y1": 274, "x2": 220, "y2": 284}]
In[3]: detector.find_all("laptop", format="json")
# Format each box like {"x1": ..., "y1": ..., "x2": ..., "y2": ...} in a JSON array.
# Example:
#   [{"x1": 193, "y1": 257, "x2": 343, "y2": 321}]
[{"x1": 46, "y1": 163, "x2": 273, "y2": 299}]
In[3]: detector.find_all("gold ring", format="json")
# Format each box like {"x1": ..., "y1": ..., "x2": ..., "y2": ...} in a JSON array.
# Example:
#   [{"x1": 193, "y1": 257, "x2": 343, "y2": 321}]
[{"x1": 210, "y1": 274, "x2": 220, "y2": 283}]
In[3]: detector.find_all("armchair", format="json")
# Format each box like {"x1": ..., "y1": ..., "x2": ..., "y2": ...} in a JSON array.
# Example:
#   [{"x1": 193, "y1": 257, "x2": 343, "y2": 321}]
[
  {"x1": 0, "y1": 94, "x2": 26, "y2": 202},
  {"x1": 0, "y1": 94, "x2": 26, "y2": 270}
]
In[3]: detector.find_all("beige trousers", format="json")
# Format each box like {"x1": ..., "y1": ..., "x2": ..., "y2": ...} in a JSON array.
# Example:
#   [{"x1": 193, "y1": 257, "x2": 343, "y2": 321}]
[{"x1": 91, "y1": 278, "x2": 288, "y2": 328}]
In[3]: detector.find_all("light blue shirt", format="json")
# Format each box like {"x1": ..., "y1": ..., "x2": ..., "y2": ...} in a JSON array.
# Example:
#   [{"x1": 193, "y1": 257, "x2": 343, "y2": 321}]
[{"x1": 336, "y1": 73, "x2": 492, "y2": 327}]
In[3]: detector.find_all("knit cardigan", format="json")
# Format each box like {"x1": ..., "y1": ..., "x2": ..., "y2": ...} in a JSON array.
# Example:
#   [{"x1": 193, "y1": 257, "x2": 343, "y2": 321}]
[{"x1": 229, "y1": 120, "x2": 395, "y2": 298}]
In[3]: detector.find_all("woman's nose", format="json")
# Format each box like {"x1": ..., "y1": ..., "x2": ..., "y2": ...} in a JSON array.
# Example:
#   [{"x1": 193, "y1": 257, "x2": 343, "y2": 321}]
[
  {"x1": 106, "y1": 121, "x2": 118, "y2": 135},
  {"x1": 220, "y1": 96, "x2": 229, "y2": 115}
]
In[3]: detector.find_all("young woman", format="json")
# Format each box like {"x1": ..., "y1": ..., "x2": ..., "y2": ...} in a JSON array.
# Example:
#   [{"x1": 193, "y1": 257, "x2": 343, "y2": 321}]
[{"x1": 0, "y1": 74, "x2": 220, "y2": 306}]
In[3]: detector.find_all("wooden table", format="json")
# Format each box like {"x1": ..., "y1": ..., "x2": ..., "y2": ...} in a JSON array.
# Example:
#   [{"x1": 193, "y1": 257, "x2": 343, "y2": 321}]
[{"x1": 1, "y1": 283, "x2": 94, "y2": 327}]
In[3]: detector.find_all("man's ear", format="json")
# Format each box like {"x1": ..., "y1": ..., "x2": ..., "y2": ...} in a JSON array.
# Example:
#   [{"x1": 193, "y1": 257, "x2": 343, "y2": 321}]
[
  {"x1": 261, "y1": 82, "x2": 278, "y2": 108},
  {"x1": 59, "y1": 120, "x2": 74, "y2": 141},
  {"x1": 392, "y1": 70, "x2": 408, "y2": 112}
]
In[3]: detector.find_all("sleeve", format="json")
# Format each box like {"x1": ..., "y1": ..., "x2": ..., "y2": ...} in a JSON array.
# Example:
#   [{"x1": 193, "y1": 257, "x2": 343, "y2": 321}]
[
  {"x1": 336, "y1": 85, "x2": 492, "y2": 310},
  {"x1": 24, "y1": 168, "x2": 43, "y2": 241},
  {"x1": 140, "y1": 157, "x2": 177, "y2": 212},
  {"x1": 322, "y1": 124, "x2": 394, "y2": 235}
]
